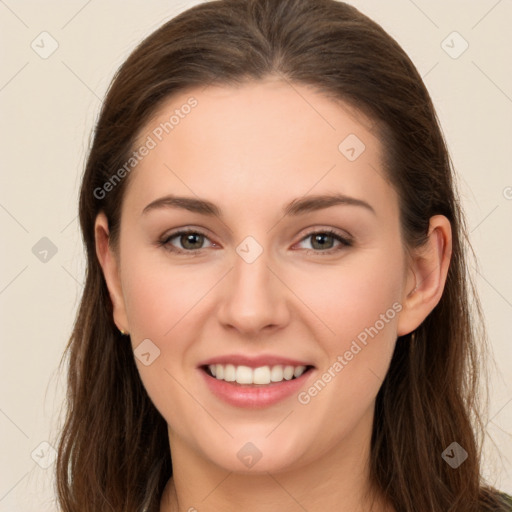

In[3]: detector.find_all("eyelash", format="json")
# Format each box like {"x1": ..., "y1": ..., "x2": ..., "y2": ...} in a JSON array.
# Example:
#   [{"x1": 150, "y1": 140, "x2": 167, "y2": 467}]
[{"x1": 157, "y1": 228, "x2": 353, "y2": 256}]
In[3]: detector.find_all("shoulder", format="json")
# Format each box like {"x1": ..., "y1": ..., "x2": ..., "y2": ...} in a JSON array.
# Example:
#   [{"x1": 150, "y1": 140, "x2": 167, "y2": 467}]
[
  {"x1": 496, "y1": 492, "x2": 512, "y2": 510},
  {"x1": 479, "y1": 489, "x2": 512, "y2": 511}
]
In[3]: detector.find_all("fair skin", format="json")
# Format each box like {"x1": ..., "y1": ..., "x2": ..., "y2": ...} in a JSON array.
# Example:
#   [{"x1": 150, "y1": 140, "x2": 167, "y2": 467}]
[{"x1": 95, "y1": 78, "x2": 452, "y2": 512}]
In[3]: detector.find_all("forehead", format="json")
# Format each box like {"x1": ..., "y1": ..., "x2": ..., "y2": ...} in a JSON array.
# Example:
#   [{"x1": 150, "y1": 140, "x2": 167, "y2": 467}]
[{"x1": 123, "y1": 79, "x2": 396, "y2": 219}]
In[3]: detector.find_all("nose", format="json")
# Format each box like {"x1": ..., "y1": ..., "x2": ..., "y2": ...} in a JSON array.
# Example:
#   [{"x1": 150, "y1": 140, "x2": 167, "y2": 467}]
[{"x1": 216, "y1": 247, "x2": 290, "y2": 336}]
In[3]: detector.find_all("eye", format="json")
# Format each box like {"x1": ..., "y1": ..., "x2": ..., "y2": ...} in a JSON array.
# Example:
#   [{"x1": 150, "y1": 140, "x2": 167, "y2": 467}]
[
  {"x1": 158, "y1": 229, "x2": 215, "y2": 254},
  {"x1": 158, "y1": 228, "x2": 353, "y2": 256},
  {"x1": 295, "y1": 229, "x2": 353, "y2": 255}
]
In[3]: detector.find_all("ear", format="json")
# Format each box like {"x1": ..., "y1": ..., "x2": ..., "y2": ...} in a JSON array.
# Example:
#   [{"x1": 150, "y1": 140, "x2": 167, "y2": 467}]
[
  {"x1": 94, "y1": 212, "x2": 129, "y2": 334},
  {"x1": 397, "y1": 215, "x2": 452, "y2": 336}
]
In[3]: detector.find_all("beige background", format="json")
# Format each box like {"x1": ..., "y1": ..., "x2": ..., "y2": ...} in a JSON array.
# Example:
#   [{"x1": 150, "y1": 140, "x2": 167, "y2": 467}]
[{"x1": 0, "y1": 0, "x2": 511, "y2": 509}]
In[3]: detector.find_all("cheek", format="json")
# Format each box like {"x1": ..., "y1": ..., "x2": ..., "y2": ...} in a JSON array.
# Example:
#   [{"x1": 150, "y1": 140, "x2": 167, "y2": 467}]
[
  {"x1": 291, "y1": 248, "x2": 403, "y2": 342},
  {"x1": 121, "y1": 252, "x2": 210, "y2": 339},
  {"x1": 290, "y1": 249, "x2": 402, "y2": 406},
  {"x1": 119, "y1": 253, "x2": 211, "y2": 421}
]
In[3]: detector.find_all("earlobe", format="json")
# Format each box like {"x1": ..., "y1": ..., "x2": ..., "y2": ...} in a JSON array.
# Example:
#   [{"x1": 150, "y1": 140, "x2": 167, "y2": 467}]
[
  {"x1": 397, "y1": 215, "x2": 452, "y2": 337},
  {"x1": 94, "y1": 212, "x2": 129, "y2": 334}
]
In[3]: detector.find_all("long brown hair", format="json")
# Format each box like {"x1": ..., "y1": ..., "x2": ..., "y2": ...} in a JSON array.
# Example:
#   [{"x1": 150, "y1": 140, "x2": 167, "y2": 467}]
[{"x1": 55, "y1": 0, "x2": 509, "y2": 510}]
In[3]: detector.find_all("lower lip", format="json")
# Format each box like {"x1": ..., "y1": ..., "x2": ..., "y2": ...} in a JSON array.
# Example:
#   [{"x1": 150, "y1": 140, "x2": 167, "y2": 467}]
[{"x1": 199, "y1": 367, "x2": 315, "y2": 408}]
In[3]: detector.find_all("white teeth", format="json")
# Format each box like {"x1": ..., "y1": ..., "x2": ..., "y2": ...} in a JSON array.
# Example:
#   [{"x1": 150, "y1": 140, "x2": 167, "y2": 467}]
[
  {"x1": 253, "y1": 366, "x2": 271, "y2": 385},
  {"x1": 293, "y1": 366, "x2": 306, "y2": 378},
  {"x1": 236, "y1": 365, "x2": 253, "y2": 384},
  {"x1": 224, "y1": 364, "x2": 236, "y2": 382},
  {"x1": 207, "y1": 364, "x2": 308, "y2": 384},
  {"x1": 283, "y1": 366, "x2": 294, "y2": 380},
  {"x1": 270, "y1": 365, "x2": 284, "y2": 382}
]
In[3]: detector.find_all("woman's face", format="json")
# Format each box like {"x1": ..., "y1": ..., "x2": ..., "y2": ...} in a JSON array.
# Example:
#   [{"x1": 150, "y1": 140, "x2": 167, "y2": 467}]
[{"x1": 99, "y1": 78, "x2": 420, "y2": 474}]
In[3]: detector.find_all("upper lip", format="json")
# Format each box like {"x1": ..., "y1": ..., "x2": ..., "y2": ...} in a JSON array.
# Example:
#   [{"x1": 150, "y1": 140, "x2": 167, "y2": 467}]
[{"x1": 197, "y1": 354, "x2": 315, "y2": 369}]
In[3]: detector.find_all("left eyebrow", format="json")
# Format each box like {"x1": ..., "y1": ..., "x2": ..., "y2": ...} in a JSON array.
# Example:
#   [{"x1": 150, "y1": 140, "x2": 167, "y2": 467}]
[
  {"x1": 141, "y1": 193, "x2": 376, "y2": 218},
  {"x1": 283, "y1": 193, "x2": 376, "y2": 216}
]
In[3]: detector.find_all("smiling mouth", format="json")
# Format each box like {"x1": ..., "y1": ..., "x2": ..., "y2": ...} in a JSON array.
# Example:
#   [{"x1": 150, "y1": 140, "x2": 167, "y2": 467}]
[{"x1": 201, "y1": 364, "x2": 315, "y2": 387}]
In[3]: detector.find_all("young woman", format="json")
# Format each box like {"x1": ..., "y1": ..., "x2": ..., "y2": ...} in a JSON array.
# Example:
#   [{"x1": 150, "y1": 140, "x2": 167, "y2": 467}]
[{"x1": 55, "y1": 0, "x2": 512, "y2": 510}]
